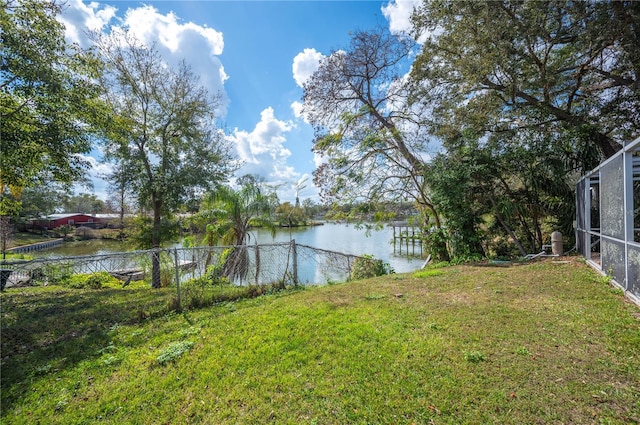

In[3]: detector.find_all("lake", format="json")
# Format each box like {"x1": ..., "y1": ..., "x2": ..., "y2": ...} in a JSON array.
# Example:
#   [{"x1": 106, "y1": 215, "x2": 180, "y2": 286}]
[{"x1": 32, "y1": 222, "x2": 426, "y2": 274}]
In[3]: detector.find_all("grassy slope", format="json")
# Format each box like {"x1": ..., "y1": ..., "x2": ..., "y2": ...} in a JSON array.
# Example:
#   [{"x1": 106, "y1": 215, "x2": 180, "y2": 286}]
[
  {"x1": 1, "y1": 259, "x2": 639, "y2": 424},
  {"x1": 6, "y1": 233, "x2": 51, "y2": 249}
]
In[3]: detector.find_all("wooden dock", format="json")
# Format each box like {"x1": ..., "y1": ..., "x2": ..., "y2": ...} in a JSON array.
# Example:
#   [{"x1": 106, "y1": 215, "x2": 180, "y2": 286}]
[{"x1": 390, "y1": 222, "x2": 424, "y2": 256}]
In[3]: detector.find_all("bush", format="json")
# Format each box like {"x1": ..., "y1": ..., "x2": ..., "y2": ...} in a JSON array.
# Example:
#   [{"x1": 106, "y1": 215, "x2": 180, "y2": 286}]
[
  {"x1": 63, "y1": 271, "x2": 122, "y2": 289},
  {"x1": 206, "y1": 248, "x2": 232, "y2": 285},
  {"x1": 350, "y1": 255, "x2": 392, "y2": 280},
  {"x1": 39, "y1": 263, "x2": 74, "y2": 286}
]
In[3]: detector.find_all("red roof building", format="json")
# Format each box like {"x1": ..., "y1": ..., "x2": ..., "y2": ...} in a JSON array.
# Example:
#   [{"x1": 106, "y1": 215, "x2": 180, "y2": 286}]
[{"x1": 35, "y1": 213, "x2": 102, "y2": 229}]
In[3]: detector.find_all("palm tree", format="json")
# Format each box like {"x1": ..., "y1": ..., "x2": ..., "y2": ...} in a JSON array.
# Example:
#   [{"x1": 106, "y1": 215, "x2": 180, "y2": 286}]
[{"x1": 201, "y1": 175, "x2": 278, "y2": 281}]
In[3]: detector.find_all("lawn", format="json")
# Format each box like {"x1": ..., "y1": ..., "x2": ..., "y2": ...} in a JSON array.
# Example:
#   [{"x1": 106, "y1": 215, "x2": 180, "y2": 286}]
[
  {"x1": 1, "y1": 258, "x2": 639, "y2": 424},
  {"x1": 5, "y1": 233, "x2": 52, "y2": 249}
]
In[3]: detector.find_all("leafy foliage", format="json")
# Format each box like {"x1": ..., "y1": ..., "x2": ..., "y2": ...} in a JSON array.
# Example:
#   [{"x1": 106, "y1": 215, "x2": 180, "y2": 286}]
[
  {"x1": 0, "y1": 0, "x2": 103, "y2": 201},
  {"x1": 410, "y1": 1, "x2": 639, "y2": 160},
  {"x1": 198, "y1": 175, "x2": 278, "y2": 282},
  {"x1": 64, "y1": 272, "x2": 121, "y2": 290},
  {"x1": 350, "y1": 254, "x2": 392, "y2": 280},
  {"x1": 92, "y1": 32, "x2": 236, "y2": 287}
]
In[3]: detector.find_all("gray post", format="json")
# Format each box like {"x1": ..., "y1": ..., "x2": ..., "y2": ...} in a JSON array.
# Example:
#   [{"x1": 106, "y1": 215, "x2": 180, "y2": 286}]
[
  {"x1": 254, "y1": 244, "x2": 260, "y2": 286},
  {"x1": 551, "y1": 231, "x2": 563, "y2": 256},
  {"x1": 173, "y1": 248, "x2": 181, "y2": 311},
  {"x1": 291, "y1": 239, "x2": 298, "y2": 286}
]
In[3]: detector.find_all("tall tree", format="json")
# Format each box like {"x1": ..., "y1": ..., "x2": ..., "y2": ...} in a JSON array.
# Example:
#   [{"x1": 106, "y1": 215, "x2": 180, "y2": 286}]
[
  {"x1": 406, "y1": 1, "x2": 640, "y2": 258},
  {"x1": 93, "y1": 32, "x2": 236, "y2": 288},
  {"x1": 19, "y1": 181, "x2": 65, "y2": 220},
  {"x1": 410, "y1": 0, "x2": 640, "y2": 164},
  {"x1": 0, "y1": 0, "x2": 103, "y2": 216},
  {"x1": 62, "y1": 193, "x2": 105, "y2": 214},
  {"x1": 104, "y1": 162, "x2": 136, "y2": 229},
  {"x1": 302, "y1": 27, "x2": 440, "y2": 227}
]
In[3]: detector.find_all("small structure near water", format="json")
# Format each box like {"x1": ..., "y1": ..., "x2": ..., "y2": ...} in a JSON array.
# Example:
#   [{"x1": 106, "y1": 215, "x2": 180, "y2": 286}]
[{"x1": 390, "y1": 221, "x2": 424, "y2": 256}]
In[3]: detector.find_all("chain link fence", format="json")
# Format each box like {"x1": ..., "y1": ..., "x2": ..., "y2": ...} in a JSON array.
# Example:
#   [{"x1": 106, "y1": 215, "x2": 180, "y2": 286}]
[{"x1": 0, "y1": 240, "x2": 376, "y2": 291}]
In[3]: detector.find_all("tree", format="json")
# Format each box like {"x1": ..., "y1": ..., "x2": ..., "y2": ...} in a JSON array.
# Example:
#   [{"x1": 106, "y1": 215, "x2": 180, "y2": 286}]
[
  {"x1": 93, "y1": 32, "x2": 236, "y2": 288},
  {"x1": 405, "y1": 1, "x2": 640, "y2": 258},
  {"x1": 62, "y1": 193, "x2": 105, "y2": 214},
  {"x1": 200, "y1": 175, "x2": 278, "y2": 281},
  {"x1": 409, "y1": 1, "x2": 640, "y2": 165},
  {"x1": 302, "y1": 27, "x2": 439, "y2": 227},
  {"x1": 0, "y1": 216, "x2": 14, "y2": 260},
  {"x1": 0, "y1": 0, "x2": 103, "y2": 216},
  {"x1": 103, "y1": 163, "x2": 136, "y2": 230},
  {"x1": 424, "y1": 128, "x2": 575, "y2": 259},
  {"x1": 19, "y1": 180, "x2": 65, "y2": 220},
  {"x1": 275, "y1": 202, "x2": 307, "y2": 227}
]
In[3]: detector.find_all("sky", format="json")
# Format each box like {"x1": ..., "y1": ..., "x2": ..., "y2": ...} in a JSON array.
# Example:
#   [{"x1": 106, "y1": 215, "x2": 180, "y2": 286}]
[{"x1": 59, "y1": 0, "x2": 421, "y2": 204}]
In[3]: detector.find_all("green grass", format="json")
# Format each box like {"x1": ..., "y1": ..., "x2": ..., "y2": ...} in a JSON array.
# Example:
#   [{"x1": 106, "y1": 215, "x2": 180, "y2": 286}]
[
  {"x1": 6, "y1": 232, "x2": 52, "y2": 249},
  {"x1": 2, "y1": 259, "x2": 639, "y2": 424}
]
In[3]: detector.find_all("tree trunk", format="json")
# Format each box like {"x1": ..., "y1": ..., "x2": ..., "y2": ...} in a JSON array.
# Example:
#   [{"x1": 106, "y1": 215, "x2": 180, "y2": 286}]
[
  {"x1": 488, "y1": 194, "x2": 527, "y2": 257},
  {"x1": 151, "y1": 198, "x2": 162, "y2": 288}
]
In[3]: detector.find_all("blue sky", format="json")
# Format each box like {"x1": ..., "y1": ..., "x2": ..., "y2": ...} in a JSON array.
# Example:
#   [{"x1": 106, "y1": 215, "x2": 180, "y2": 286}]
[{"x1": 59, "y1": 0, "x2": 420, "y2": 203}]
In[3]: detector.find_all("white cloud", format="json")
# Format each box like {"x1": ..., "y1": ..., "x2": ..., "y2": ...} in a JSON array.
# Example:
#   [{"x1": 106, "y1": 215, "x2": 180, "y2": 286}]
[
  {"x1": 58, "y1": 0, "x2": 117, "y2": 47},
  {"x1": 121, "y1": 6, "x2": 223, "y2": 56},
  {"x1": 229, "y1": 107, "x2": 298, "y2": 184},
  {"x1": 313, "y1": 151, "x2": 326, "y2": 169},
  {"x1": 381, "y1": 0, "x2": 421, "y2": 35},
  {"x1": 59, "y1": 2, "x2": 228, "y2": 117},
  {"x1": 292, "y1": 48, "x2": 324, "y2": 88},
  {"x1": 290, "y1": 101, "x2": 304, "y2": 119},
  {"x1": 73, "y1": 154, "x2": 114, "y2": 200},
  {"x1": 82, "y1": 154, "x2": 113, "y2": 178}
]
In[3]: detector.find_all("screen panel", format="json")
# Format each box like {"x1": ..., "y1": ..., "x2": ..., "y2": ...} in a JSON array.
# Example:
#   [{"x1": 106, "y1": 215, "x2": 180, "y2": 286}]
[{"x1": 600, "y1": 156, "x2": 624, "y2": 239}]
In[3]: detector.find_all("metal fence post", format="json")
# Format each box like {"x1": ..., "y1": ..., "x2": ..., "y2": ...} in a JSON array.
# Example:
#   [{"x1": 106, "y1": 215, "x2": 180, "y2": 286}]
[
  {"x1": 291, "y1": 239, "x2": 298, "y2": 286},
  {"x1": 173, "y1": 248, "x2": 181, "y2": 311},
  {"x1": 254, "y1": 244, "x2": 260, "y2": 286}
]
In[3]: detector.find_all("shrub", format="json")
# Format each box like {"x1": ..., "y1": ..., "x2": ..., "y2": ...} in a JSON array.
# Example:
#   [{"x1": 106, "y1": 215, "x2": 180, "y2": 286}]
[
  {"x1": 206, "y1": 248, "x2": 232, "y2": 285},
  {"x1": 350, "y1": 255, "x2": 392, "y2": 280},
  {"x1": 464, "y1": 351, "x2": 485, "y2": 363},
  {"x1": 63, "y1": 271, "x2": 121, "y2": 289}
]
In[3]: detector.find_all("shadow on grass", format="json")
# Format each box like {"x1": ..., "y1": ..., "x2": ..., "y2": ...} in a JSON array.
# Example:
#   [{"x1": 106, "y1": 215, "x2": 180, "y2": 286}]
[
  {"x1": 0, "y1": 282, "x2": 297, "y2": 413},
  {"x1": 1, "y1": 287, "x2": 174, "y2": 412}
]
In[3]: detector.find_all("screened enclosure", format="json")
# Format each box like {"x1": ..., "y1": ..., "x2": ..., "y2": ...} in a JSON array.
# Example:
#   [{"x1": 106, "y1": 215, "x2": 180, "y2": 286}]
[{"x1": 575, "y1": 136, "x2": 640, "y2": 304}]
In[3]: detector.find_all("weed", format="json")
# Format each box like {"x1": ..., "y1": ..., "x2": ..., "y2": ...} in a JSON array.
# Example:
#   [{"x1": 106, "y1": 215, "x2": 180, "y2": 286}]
[
  {"x1": 413, "y1": 269, "x2": 444, "y2": 278},
  {"x1": 464, "y1": 351, "x2": 486, "y2": 363},
  {"x1": 515, "y1": 346, "x2": 530, "y2": 356},
  {"x1": 101, "y1": 355, "x2": 121, "y2": 366},
  {"x1": 156, "y1": 341, "x2": 195, "y2": 365},
  {"x1": 596, "y1": 273, "x2": 612, "y2": 285},
  {"x1": 34, "y1": 363, "x2": 52, "y2": 375},
  {"x1": 427, "y1": 322, "x2": 444, "y2": 331}
]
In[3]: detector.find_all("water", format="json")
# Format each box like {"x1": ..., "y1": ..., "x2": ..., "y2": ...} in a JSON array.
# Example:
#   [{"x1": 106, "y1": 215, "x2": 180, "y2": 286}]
[
  {"x1": 250, "y1": 223, "x2": 424, "y2": 273},
  {"x1": 31, "y1": 222, "x2": 425, "y2": 274},
  {"x1": 30, "y1": 239, "x2": 129, "y2": 258}
]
